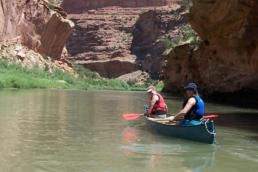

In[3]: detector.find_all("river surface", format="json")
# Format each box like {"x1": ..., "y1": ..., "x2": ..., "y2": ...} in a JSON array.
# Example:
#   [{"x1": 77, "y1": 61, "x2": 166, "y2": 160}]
[{"x1": 0, "y1": 90, "x2": 258, "y2": 172}]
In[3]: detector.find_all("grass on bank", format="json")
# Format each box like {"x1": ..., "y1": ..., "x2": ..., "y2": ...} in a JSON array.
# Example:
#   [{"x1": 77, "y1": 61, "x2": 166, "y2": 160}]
[{"x1": 0, "y1": 60, "x2": 147, "y2": 91}]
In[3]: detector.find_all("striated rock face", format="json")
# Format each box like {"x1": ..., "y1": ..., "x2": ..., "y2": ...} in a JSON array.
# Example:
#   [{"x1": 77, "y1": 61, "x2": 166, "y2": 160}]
[
  {"x1": 0, "y1": 0, "x2": 74, "y2": 59},
  {"x1": 65, "y1": 2, "x2": 183, "y2": 78},
  {"x1": 62, "y1": 0, "x2": 180, "y2": 13},
  {"x1": 164, "y1": 0, "x2": 258, "y2": 94},
  {"x1": 66, "y1": 7, "x2": 142, "y2": 78},
  {"x1": 38, "y1": 13, "x2": 74, "y2": 59}
]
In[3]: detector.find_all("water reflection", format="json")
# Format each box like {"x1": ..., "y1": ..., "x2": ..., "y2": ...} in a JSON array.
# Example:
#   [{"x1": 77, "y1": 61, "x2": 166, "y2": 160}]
[
  {"x1": 0, "y1": 90, "x2": 257, "y2": 172},
  {"x1": 121, "y1": 124, "x2": 216, "y2": 172}
]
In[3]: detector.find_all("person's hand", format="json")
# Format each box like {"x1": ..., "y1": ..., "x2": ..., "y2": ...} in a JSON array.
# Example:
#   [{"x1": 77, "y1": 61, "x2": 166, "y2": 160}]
[
  {"x1": 146, "y1": 110, "x2": 152, "y2": 117},
  {"x1": 144, "y1": 113, "x2": 150, "y2": 117},
  {"x1": 168, "y1": 116, "x2": 175, "y2": 122}
]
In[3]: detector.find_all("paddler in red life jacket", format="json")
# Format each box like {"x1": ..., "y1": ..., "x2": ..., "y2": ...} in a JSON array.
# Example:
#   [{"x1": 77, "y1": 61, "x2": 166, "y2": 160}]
[
  {"x1": 145, "y1": 85, "x2": 168, "y2": 118},
  {"x1": 168, "y1": 82, "x2": 205, "y2": 125}
]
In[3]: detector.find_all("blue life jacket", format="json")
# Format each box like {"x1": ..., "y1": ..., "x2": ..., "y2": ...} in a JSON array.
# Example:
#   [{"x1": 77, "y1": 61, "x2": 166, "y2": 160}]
[{"x1": 183, "y1": 95, "x2": 205, "y2": 120}]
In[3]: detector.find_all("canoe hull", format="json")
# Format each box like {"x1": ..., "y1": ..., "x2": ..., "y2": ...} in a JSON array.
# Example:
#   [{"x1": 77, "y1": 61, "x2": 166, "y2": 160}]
[{"x1": 145, "y1": 118, "x2": 216, "y2": 144}]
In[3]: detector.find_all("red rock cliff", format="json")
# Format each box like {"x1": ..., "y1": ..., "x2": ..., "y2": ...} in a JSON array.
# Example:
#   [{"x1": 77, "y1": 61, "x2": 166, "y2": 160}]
[
  {"x1": 64, "y1": 2, "x2": 183, "y2": 78},
  {"x1": 0, "y1": 0, "x2": 74, "y2": 59},
  {"x1": 164, "y1": 0, "x2": 258, "y2": 94},
  {"x1": 61, "y1": 0, "x2": 180, "y2": 13}
]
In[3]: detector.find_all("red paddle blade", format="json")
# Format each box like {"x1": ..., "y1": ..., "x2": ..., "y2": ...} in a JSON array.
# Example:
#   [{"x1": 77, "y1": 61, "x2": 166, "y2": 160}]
[
  {"x1": 123, "y1": 113, "x2": 142, "y2": 121},
  {"x1": 204, "y1": 114, "x2": 219, "y2": 119}
]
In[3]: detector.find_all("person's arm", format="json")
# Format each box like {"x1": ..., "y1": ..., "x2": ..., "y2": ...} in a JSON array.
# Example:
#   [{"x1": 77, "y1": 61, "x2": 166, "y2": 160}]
[
  {"x1": 147, "y1": 95, "x2": 159, "y2": 115},
  {"x1": 168, "y1": 98, "x2": 196, "y2": 121}
]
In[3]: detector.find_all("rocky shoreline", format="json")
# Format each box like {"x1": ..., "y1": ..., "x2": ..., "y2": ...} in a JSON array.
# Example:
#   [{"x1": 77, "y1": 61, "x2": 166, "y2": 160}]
[
  {"x1": 0, "y1": 42, "x2": 73, "y2": 73},
  {"x1": 0, "y1": 0, "x2": 74, "y2": 72}
]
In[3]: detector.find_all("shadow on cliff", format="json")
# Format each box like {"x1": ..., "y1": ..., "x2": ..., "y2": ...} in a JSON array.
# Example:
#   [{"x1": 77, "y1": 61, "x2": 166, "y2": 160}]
[{"x1": 130, "y1": 7, "x2": 188, "y2": 80}]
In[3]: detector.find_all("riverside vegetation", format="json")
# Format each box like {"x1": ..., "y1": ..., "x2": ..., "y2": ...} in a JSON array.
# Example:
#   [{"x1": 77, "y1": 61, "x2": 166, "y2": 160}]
[
  {"x1": 0, "y1": 60, "x2": 159, "y2": 91},
  {"x1": 162, "y1": 25, "x2": 200, "y2": 56}
]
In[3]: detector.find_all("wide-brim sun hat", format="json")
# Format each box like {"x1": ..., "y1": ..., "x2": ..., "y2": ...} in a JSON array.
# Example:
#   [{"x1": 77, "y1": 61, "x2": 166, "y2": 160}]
[{"x1": 147, "y1": 85, "x2": 156, "y2": 93}]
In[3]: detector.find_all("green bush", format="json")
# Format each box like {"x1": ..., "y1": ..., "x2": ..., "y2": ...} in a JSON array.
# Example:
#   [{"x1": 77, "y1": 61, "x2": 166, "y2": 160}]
[
  {"x1": 73, "y1": 64, "x2": 99, "y2": 79},
  {"x1": 161, "y1": 24, "x2": 200, "y2": 56},
  {"x1": 48, "y1": 0, "x2": 63, "y2": 6},
  {"x1": 182, "y1": 0, "x2": 193, "y2": 11}
]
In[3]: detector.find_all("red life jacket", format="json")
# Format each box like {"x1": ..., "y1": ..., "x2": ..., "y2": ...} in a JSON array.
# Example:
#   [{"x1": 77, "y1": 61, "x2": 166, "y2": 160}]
[{"x1": 150, "y1": 93, "x2": 167, "y2": 113}]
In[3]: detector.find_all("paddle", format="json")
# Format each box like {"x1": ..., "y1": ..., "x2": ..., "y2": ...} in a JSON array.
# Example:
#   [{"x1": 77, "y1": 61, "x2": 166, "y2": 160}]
[
  {"x1": 122, "y1": 113, "x2": 144, "y2": 121},
  {"x1": 122, "y1": 113, "x2": 219, "y2": 121},
  {"x1": 204, "y1": 114, "x2": 219, "y2": 120}
]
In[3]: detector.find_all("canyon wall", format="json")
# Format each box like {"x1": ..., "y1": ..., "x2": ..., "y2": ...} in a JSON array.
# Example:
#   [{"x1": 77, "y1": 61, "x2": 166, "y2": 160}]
[
  {"x1": 0, "y1": 0, "x2": 74, "y2": 59},
  {"x1": 66, "y1": 7, "x2": 141, "y2": 78},
  {"x1": 61, "y1": 0, "x2": 180, "y2": 13},
  {"x1": 164, "y1": 0, "x2": 258, "y2": 95},
  {"x1": 64, "y1": 0, "x2": 183, "y2": 78}
]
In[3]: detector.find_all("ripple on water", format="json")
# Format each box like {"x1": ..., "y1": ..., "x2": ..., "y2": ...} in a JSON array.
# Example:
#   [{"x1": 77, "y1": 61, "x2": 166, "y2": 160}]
[{"x1": 120, "y1": 142, "x2": 215, "y2": 156}]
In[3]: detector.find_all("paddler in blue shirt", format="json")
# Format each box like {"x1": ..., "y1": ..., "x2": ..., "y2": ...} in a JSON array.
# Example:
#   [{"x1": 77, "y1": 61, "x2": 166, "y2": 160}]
[{"x1": 168, "y1": 82, "x2": 205, "y2": 125}]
